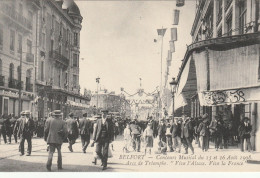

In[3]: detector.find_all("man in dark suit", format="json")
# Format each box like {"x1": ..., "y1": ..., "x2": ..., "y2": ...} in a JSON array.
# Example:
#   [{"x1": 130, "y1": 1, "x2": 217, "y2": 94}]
[
  {"x1": 158, "y1": 119, "x2": 166, "y2": 143},
  {"x1": 0, "y1": 115, "x2": 7, "y2": 144},
  {"x1": 44, "y1": 110, "x2": 68, "y2": 171},
  {"x1": 79, "y1": 113, "x2": 92, "y2": 153},
  {"x1": 66, "y1": 112, "x2": 79, "y2": 152},
  {"x1": 92, "y1": 110, "x2": 114, "y2": 170},
  {"x1": 238, "y1": 117, "x2": 252, "y2": 152},
  {"x1": 181, "y1": 116, "x2": 194, "y2": 154},
  {"x1": 10, "y1": 114, "x2": 17, "y2": 143},
  {"x1": 16, "y1": 111, "x2": 35, "y2": 156}
]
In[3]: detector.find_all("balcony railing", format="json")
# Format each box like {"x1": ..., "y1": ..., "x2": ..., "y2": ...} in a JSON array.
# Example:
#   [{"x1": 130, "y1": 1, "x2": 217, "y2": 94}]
[
  {"x1": 0, "y1": 75, "x2": 5, "y2": 86},
  {"x1": 49, "y1": 50, "x2": 69, "y2": 68},
  {"x1": 8, "y1": 79, "x2": 23, "y2": 90},
  {"x1": 26, "y1": 83, "x2": 33, "y2": 92},
  {"x1": 0, "y1": 3, "x2": 32, "y2": 31}
]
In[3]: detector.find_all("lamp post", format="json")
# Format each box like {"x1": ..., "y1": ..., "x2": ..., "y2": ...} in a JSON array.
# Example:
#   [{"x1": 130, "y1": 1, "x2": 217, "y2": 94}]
[
  {"x1": 169, "y1": 77, "x2": 177, "y2": 121},
  {"x1": 96, "y1": 77, "x2": 100, "y2": 112}
]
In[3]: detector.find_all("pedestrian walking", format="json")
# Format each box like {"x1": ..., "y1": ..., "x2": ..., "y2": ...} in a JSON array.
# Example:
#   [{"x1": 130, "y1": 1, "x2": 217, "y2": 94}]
[
  {"x1": 92, "y1": 110, "x2": 114, "y2": 170},
  {"x1": 130, "y1": 119, "x2": 142, "y2": 152},
  {"x1": 79, "y1": 113, "x2": 92, "y2": 153},
  {"x1": 166, "y1": 121, "x2": 173, "y2": 152},
  {"x1": 238, "y1": 117, "x2": 252, "y2": 152},
  {"x1": 143, "y1": 122, "x2": 153, "y2": 155},
  {"x1": 91, "y1": 115, "x2": 100, "y2": 165},
  {"x1": 171, "y1": 117, "x2": 182, "y2": 153},
  {"x1": 123, "y1": 123, "x2": 131, "y2": 153},
  {"x1": 197, "y1": 114, "x2": 210, "y2": 152},
  {"x1": 181, "y1": 116, "x2": 194, "y2": 154},
  {"x1": 209, "y1": 115, "x2": 223, "y2": 151},
  {"x1": 66, "y1": 112, "x2": 79, "y2": 152},
  {"x1": 10, "y1": 114, "x2": 18, "y2": 143},
  {"x1": 44, "y1": 110, "x2": 68, "y2": 171},
  {"x1": 5, "y1": 114, "x2": 12, "y2": 144},
  {"x1": 0, "y1": 114, "x2": 7, "y2": 144},
  {"x1": 16, "y1": 111, "x2": 35, "y2": 156}
]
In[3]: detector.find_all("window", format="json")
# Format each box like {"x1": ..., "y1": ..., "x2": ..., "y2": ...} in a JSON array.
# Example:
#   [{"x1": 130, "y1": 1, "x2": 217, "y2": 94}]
[
  {"x1": 73, "y1": 54, "x2": 78, "y2": 67},
  {"x1": 18, "y1": 34, "x2": 22, "y2": 53},
  {"x1": 19, "y1": 3, "x2": 23, "y2": 15},
  {"x1": 42, "y1": 33, "x2": 45, "y2": 49},
  {"x1": 74, "y1": 32, "x2": 78, "y2": 46},
  {"x1": 0, "y1": 25, "x2": 3, "y2": 49},
  {"x1": 217, "y1": 27, "x2": 222, "y2": 37},
  {"x1": 27, "y1": 40, "x2": 32, "y2": 54},
  {"x1": 41, "y1": 61, "x2": 44, "y2": 81},
  {"x1": 73, "y1": 75, "x2": 77, "y2": 86},
  {"x1": 9, "y1": 63, "x2": 14, "y2": 80},
  {"x1": 17, "y1": 66, "x2": 21, "y2": 80},
  {"x1": 239, "y1": 0, "x2": 247, "y2": 34},
  {"x1": 28, "y1": 11, "x2": 33, "y2": 29},
  {"x1": 10, "y1": 30, "x2": 15, "y2": 51},
  {"x1": 226, "y1": 14, "x2": 232, "y2": 36},
  {"x1": 0, "y1": 59, "x2": 2, "y2": 76}
]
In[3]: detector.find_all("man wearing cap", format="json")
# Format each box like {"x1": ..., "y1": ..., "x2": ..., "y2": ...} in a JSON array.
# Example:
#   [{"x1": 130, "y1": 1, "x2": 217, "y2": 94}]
[
  {"x1": 181, "y1": 116, "x2": 194, "y2": 154},
  {"x1": 17, "y1": 111, "x2": 35, "y2": 156},
  {"x1": 209, "y1": 115, "x2": 223, "y2": 151},
  {"x1": 66, "y1": 112, "x2": 79, "y2": 152},
  {"x1": 44, "y1": 110, "x2": 68, "y2": 171},
  {"x1": 93, "y1": 109, "x2": 114, "y2": 170},
  {"x1": 79, "y1": 113, "x2": 92, "y2": 153},
  {"x1": 197, "y1": 113, "x2": 210, "y2": 152}
]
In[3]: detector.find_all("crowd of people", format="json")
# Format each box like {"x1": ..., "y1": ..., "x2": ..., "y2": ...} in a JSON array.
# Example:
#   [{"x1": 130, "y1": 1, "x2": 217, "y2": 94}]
[{"x1": 0, "y1": 109, "x2": 254, "y2": 171}]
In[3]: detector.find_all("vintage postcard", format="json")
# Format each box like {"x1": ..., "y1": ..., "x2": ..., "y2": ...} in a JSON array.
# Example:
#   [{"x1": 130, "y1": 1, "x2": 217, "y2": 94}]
[{"x1": 0, "y1": 0, "x2": 260, "y2": 173}]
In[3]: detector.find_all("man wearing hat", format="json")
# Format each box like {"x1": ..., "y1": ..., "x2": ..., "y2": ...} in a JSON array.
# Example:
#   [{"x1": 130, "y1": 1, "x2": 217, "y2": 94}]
[
  {"x1": 238, "y1": 117, "x2": 252, "y2": 152},
  {"x1": 79, "y1": 113, "x2": 92, "y2": 153},
  {"x1": 197, "y1": 113, "x2": 210, "y2": 152},
  {"x1": 16, "y1": 111, "x2": 35, "y2": 156},
  {"x1": 66, "y1": 112, "x2": 79, "y2": 152},
  {"x1": 44, "y1": 110, "x2": 68, "y2": 171},
  {"x1": 93, "y1": 109, "x2": 114, "y2": 170},
  {"x1": 181, "y1": 116, "x2": 194, "y2": 154},
  {"x1": 209, "y1": 115, "x2": 223, "y2": 151}
]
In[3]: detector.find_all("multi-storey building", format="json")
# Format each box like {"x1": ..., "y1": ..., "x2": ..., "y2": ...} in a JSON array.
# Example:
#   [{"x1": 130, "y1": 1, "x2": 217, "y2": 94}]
[
  {"x1": 35, "y1": 0, "x2": 90, "y2": 118},
  {"x1": 90, "y1": 91, "x2": 131, "y2": 118},
  {"x1": 174, "y1": 0, "x2": 260, "y2": 150},
  {"x1": 0, "y1": 0, "x2": 40, "y2": 116}
]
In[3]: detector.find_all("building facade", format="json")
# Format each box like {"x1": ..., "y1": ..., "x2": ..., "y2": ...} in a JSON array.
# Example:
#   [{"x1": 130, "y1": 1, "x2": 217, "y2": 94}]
[
  {"x1": 0, "y1": 0, "x2": 40, "y2": 116},
  {"x1": 90, "y1": 91, "x2": 131, "y2": 118},
  {"x1": 35, "y1": 0, "x2": 90, "y2": 118},
  {"x1": 174, "y1": 0, "x2": 260, "y2": 150}
]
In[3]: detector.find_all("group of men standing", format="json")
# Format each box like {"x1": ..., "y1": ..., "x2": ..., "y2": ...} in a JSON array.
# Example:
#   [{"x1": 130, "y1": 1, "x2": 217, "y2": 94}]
[
  {"x1": 0, "y1": 114, "x2": 20, "y2": 144},
  {"x1": 44, "y1": 109, "x2": 114, "y2": 171}
]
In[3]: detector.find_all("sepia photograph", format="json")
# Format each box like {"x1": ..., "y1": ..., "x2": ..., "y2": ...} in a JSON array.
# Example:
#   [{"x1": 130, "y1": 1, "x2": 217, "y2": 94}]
[{"x1": 0, "y1": 0, "x2": 260, "y2": 173}]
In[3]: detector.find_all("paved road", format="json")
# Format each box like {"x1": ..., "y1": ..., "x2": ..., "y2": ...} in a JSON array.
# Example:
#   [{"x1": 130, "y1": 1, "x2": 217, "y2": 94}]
[{"x1": 0, "y1": 136, "x2": 260, "y2": 172}]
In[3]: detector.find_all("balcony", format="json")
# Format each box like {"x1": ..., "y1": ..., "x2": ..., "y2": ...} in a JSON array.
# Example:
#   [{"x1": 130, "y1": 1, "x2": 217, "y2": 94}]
[
  {"x1": 26, "y1": 83, "x2": 33, "y2": 92},
  {"x1": 0, "y1": 75, "x2": 5, "y2": 86},
  {"x1": 0, "y1": 3, "x2": 32, "y2": 32},
  {"x1": 8, "y1": 79, "x2": 24, "y2": 90},
  {"x1": 49, "y1": 50, "x2": 69, "y2": 69}
]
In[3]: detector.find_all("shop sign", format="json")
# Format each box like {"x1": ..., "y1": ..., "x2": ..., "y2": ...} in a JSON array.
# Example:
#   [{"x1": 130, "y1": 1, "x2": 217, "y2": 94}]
[
  {"x1": 199, "y1": 89, "x2": 247, "y2": 106},
  {"x1": 0, "y1": 90, "x2": 19, "y2": 98}
]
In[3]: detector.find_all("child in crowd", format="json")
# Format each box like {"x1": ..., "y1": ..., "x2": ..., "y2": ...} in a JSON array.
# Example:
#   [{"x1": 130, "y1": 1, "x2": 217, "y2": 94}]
[
  {"x1": 143, "y1": 122, "x2": 153, "y2": 155},
  {"x1": 123, "y1": 123, "x2": 132, "y2": 153}
]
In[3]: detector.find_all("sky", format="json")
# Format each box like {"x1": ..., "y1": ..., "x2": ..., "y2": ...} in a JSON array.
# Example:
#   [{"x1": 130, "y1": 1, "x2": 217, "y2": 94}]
[{"x1": 76, "y1": 0, "x2": 196, "y2": 95}]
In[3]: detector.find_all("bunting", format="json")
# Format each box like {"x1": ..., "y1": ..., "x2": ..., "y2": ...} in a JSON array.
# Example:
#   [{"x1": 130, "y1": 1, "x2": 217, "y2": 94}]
[
  {"x1": 173, "y1": 9, "x2": 180, "y2": 25},
  {"x1": 169, "y1": 40, "x2": 175, "y2": 53},
  {"x1": 157, "y1": 28, "x2": 167, "y2": 37},
  {"x1": 171, "y1": 28, "x2": 177, "y2": 41}
]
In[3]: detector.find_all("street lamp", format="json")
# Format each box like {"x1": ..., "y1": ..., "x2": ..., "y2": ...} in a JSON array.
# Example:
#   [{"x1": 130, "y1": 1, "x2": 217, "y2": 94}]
[{"x1": 169, "y1": 77, "x2": 177, "y2": 120}]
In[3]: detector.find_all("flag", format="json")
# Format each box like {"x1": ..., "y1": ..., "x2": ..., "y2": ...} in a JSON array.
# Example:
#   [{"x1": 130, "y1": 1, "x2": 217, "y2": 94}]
[
  {"x1": 171, "y1": 28, "x2": 177, "y2": 41},
  {"x1": 157, "y1": 28, "x2": 167, "y2": 37},
  {"x1": 169, "y1": 40, "x2": 175, "y2": 52},
  {"x1": 173, "y1": 9, "x2": 180, "y2": 25}
]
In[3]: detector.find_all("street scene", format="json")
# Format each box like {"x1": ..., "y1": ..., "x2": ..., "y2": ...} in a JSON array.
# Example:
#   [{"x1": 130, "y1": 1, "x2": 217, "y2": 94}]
[{"x1": 0, "y1": 0, "x2": 260, "y2": 173}]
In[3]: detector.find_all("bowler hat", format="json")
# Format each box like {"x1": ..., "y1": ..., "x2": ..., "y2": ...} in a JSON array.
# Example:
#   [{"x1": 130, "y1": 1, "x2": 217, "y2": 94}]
[
  {"x1": 101, "y1": 109, "x2": 109, "y2": 113},
  {"x1": 202, "y1": 113, "x2": 208, "y2": 119},
  {"x1": 68, "y1": 112, "x2": 74, "y2": 117},
  {"x1": 52, "y1": 110, "x2": 62, "y2": 116}
]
